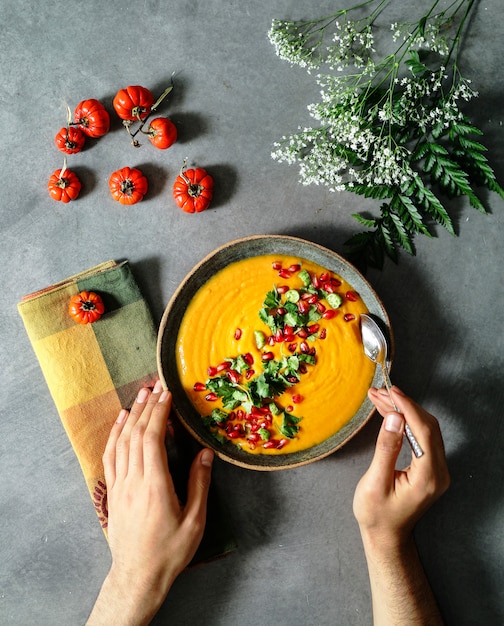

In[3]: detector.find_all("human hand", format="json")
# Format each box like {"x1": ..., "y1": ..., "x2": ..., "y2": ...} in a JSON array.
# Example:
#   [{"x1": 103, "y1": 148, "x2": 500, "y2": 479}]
[
  {"x1": 87, "y1": 381, "x2": 214, "y2": 625},
  {"x1": 353, "y1": 386, "x2": 450, "y2": 549}
]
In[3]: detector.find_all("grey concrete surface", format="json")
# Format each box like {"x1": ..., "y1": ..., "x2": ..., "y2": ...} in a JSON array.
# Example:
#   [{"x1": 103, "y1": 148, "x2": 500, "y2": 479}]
[{"x1": 1, "y1": 1, "x2": 503, "y2": 624}]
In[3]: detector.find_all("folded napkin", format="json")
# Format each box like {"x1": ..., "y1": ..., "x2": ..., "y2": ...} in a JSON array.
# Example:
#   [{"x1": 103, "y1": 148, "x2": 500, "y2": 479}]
[{"x1": 18, "y1": 261, "x2": 235, "y2": 562}]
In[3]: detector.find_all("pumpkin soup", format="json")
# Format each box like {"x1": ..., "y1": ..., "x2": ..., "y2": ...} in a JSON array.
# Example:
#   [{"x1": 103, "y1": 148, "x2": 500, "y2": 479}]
[{"x1": 176, "y1": 254, "x2": 374, "y2": 454}]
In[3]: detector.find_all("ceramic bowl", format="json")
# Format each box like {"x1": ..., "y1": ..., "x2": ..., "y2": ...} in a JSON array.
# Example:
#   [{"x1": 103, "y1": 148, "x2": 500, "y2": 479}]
[{"x1": 157, "y1": 235, "x2": 390, "y2": 470}]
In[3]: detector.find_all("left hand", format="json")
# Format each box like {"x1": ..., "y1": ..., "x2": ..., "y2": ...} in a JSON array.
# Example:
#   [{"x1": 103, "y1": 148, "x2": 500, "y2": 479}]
[{"x1": 88, "y1": 382, "x2": 214, "y2": 624}]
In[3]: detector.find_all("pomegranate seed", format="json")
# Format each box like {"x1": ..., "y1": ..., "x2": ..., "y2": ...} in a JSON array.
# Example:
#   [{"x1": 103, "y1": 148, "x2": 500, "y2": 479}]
[
  {"x1": 237, "y1": 409, "x2": 244, "y2": 420},
  {"x1": 251, "y1": 423, "x2": 260, "y2": 432},
  {"x1": 226, "y1": 369, "x2": 240, "y2": 384},
  {"x1": 259, "y1": 406, "x2": 271, "y2": 415},
  {"x1": 275, "y1": 329, "x2": 284, "y2": 343},
  {"x1": 205, "y1": 392, "x2": 218, "y2": 402},
  {"x1": 292, "y1": 394, "x2": 303, "y2": 403},
  {"x1": 320, "y1": 272, "x2": 329, "y2": 282},
  {"x1": 288, "y1": 263, "x2": 301, "y2": 272},
  {"x1": 287, "y1": 376, "x2": 298, "y2": 383},
  {"x1": 276, "y1": 438, "x2": 289, "y2": 449},
  {"x1": 322, "y1": 310, "x2": 337, "y2": 320},
  {"x1": 243, "y1": 352, "x2": 254, "y2": 365},
  {"x1": 288, "y1": 342, "x2": 297, "y2": 352},
  {"x1": 300, "y1": 341, "x2": 310, "y2": 353},
  {"x1": 227, "y1": 430, "x2": 241, "y2": 439},
  {"x1": 286, "y1": 405, "x2": 294, "y2": 413},
  {"x1": 283, "y1": 324, "x2": 294, "y2": 336},
  {"x1": 311, "y1": 274, "x2": 320, "y2": 288},
  {"x1": 298, "y1": 301, "x2": 310, "y2": 314},
  {"x1": 263, "y1": 440, "x2": 278, "y2": 449},
  {"x1": 217, "y1": 361, "x2": 231, "y2": 372},
  {"x1": 267, "y1": 335, "x2": 275, "y2": 346},
  {"x1": 245, "y1": 369, "x2": 255, "y2": 379},
  {"x1": 301, "y1": 292, "x2": 312, "y2": 300},
  {"x1": 207, "y1": 366, "x2": 218, "y2": 376},
  {"x1": 346, "y1": 290, "x2": 359, "y2": 302},
  {"x1": 234, "y1": 327, "x2": 242, "y2": 340},
  {"x1": 278, "y1": 269, "x2": 292, "y2": 279},
  {"x1": 316, "y1": 302, "x2": 326, "y2": 313},
  {"x1": 308, "y1": 323, "x2": 320, "y2": 334},
  {"x1": 324, "y1": 283, "x2": 335, "y2": 293},
  {"x1": 344, "y1": 313, "x2": 356, "y2": 322},
  {"x1": 277, "y1": 285, "x2": 289, "y2": 294},
  {"x1": 272, "y1": 261, "x2": 282, "y2": 270},
  {"x1": 233, "y1": 423, "x2": 244, "y2": 434},
  {"x1": 331, "y1": 277, "x2": 342, "y2": 287},
  {"x1": 299, "y1": 363, "x2": 308, "y2": 374},
  {"x1": 308, "y1": 294, "x2": 319, "y2": 304},
  {"x1": 297, "y1": 328, "x2": 308, "y2": 338},
  {"x1": 319, "y1": 328, "x2": 327, "y2": 339},
  {"x1": 248, "y1": 433, "x2": 260, "y2": 443},
  {"x1": 262, "y1": 351, "x2": 274, "y2": 361},
  {"x1": 228, "y1": 411, "x2": 236, "y2": 421},
  {"x1": 276, "y1": 307, "x2": 287, "y2": 316},
  {"x1": 193, "y1": 382, "x2": 206, "y2": 392}
]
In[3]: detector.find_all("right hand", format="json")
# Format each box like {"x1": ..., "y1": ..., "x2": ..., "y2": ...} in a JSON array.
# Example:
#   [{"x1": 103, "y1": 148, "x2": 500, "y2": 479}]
[{"x1": 353, "y1": 386, "x2": 450, "y2": 547}]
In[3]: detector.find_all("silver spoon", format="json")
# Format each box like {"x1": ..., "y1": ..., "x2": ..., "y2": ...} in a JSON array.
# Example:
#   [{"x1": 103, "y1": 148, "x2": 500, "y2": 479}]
[{"x1": 360, "y1": 314, "x2": 424, "y2": 458}]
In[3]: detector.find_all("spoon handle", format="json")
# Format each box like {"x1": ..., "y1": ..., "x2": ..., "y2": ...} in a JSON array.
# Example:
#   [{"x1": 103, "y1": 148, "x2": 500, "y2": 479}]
[{"x1": 380, "y1": 364, "x2": 424, "y2": 458}]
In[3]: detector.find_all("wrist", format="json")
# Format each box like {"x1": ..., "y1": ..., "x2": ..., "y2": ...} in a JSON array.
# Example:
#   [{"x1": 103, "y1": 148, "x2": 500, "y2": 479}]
[{"x1": 87, "y1": 565, "x2": 174, "y2": 626}]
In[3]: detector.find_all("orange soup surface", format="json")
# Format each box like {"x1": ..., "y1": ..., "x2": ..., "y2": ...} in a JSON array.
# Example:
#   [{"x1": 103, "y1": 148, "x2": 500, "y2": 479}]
[{"x1": 176, "y1": 254, "x2": 374, "y2": 454}]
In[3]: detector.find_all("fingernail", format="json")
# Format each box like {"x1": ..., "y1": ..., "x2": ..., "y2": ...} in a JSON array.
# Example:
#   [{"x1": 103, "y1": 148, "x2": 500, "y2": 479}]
[
  {"x1": 153, "y1": 379, "x2": 163, "y2": 394},
  {"x1": 136, "y1": 387, "x2": 149, "y2": 403},
  {"x1": 201, "y1": 448, "x2": 214, "y2": 467},
  {"x1": 116, "y1": 409, "x2": 128, "y2": 424},
  {"x1": 385, "y1": 413, "x2": 404, "y2": 433},
  {"x1": 158, "y1": 390, "x2": 169, "y2": 403}
]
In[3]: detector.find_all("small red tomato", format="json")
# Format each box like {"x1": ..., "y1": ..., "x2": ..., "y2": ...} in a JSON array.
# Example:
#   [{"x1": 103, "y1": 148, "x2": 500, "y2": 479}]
[
  {"x1": 173, "y1": 164, "x2": 214, "y2": 213},
  {"x1": 68, "y1": 291, "x2": 105, "y2": 324},
  {"x1": 74, "y1": 99, "x2": 110, "y2": 138},
  {"x1": 113, "y1": 86, "x2": 154, "y2": 121},
  {"x1": 109, "y1": 166, "x2": 148, "y2": 205},
  {"x1": 147, "y1": 117, "x2": 177, "y2": 149},
  {"x1": 48, "y1": 168, "x2": 82, "y2": 203},
  {"x1": 54, "y1": 126, "x2": 86, "y2": 154}
]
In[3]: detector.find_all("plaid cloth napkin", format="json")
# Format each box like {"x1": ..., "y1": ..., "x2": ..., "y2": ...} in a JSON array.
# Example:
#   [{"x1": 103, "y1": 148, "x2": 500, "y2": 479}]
[{"x1": 18, "y1": 260, "x2": 235, "y2": 562}]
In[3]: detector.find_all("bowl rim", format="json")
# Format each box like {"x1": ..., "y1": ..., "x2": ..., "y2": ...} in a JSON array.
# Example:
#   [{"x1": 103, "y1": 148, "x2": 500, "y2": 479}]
[{"x1": 157, "y1": 234, "x2": 392, "y2": 470}]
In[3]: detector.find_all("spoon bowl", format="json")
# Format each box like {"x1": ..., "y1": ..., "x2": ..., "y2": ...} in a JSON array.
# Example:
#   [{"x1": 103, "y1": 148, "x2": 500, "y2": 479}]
[{"x1": 360, "y1": 314, "x2": 423, "y2": 458}]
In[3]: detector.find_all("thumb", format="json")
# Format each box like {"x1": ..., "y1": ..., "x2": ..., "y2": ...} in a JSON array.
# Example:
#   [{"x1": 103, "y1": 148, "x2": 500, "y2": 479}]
[
  {"x1": 368, "y1": 413, "x2": 405, "y2": 487},
  {"x1": 184, "y1": 448, "x2": 214, "y2": 528}
]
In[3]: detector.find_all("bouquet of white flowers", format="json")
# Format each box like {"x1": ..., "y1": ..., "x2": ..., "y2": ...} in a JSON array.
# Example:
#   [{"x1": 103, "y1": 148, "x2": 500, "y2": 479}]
[{"x1": 269, "y1": 0, "x2": 503, "y2": 269}]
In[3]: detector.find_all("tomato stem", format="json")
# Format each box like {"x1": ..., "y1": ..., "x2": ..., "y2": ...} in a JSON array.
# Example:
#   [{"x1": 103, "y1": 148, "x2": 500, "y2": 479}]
[{"x1": 123, "y1": 79, "x2": 174, "y2": 147}]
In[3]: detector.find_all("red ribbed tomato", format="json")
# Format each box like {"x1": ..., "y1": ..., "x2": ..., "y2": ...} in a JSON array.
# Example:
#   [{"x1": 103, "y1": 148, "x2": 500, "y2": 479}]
[
  {"x1": 109, "y1": 166, "x2": 148, "y2": 205},
  {"x1": 54, "y1": 126, "x2": 86, "y2": 154},
  {"x1": 113, "y1": 86, "x2": 154, "y2": 121},
  {"x1": 173, "y1": 165, "x2": 213, "y2": 213},
  {"x1": 48, "y1": 168, "x2": 81, "y2": 203},
  {"x1": 74, "y1": 99, "x2": 110, "y2": 138},
  {"x1": 147, "y1": 117, "x2": 177, "y2": 149},
  {"x1": 68, "y1": 291, "x2": 105, "y2": 324}
]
